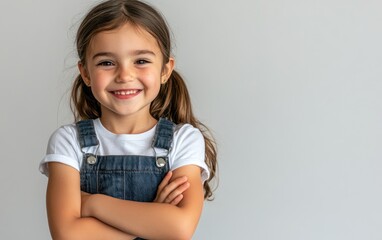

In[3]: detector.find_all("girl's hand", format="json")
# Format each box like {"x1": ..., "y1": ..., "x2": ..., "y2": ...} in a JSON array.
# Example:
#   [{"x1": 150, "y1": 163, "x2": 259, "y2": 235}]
[{"x1": 154, "y1": 171, "x2": 190, "y2": 205}]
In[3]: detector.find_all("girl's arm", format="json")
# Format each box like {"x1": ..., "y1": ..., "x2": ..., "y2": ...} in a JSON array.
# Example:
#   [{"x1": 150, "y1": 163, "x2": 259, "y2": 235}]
[
  {"x1": 46, "y1": 162, "x2": 136, "y2": 240},
  {"x1": 82, "y1": 165, "x2": 204, "y2": 240},
  {"x1": 47, "y1": 162, "x2": 189, "y2": 240}
]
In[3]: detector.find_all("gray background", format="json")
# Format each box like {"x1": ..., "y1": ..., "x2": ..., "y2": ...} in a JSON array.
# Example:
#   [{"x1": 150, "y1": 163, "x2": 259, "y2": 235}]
[{"x1": 1, "y1": 0, "x2": 382, "y2": 239}]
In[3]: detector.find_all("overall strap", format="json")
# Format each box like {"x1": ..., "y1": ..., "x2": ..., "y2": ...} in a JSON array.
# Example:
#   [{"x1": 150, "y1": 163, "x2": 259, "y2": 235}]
[
  {"x1": 76, "y1": 120, "x2": 99, "y2": 148},
  {"x1": 152, "y1": 118, "x2": 176, "y2": 151},
  {"x1": 76, "y1": 118, "x2": 174, "y2": 149}
]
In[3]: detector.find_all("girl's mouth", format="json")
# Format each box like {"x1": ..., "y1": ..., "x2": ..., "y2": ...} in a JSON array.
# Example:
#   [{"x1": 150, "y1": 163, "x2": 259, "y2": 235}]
[
  {"x1": 112, "y1": 90, "x2": 140, "y2": 96},
  {"x1": 111, "y1": 89, "x2": 142, "y2": 99}
]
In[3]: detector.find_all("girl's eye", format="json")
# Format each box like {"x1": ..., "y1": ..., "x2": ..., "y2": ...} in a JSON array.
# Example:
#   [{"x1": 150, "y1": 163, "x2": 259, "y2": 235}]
[
  {"x1": 97, "y1": 61, "x2": 114, "y2": 66},
  {"x1": 136, "y1": 59, "x2": 150, "y2": 65}
]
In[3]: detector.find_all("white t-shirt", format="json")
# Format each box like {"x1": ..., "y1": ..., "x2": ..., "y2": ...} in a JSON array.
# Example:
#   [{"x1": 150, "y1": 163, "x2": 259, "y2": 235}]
[{"x1": 39, "y1": 119, "x2": 209, "y2": 182}]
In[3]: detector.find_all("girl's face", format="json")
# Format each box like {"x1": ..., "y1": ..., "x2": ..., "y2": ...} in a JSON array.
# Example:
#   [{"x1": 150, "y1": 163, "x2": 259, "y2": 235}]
[{"x1": 79, "y1": 22, "x2": 174, "y2": 123}]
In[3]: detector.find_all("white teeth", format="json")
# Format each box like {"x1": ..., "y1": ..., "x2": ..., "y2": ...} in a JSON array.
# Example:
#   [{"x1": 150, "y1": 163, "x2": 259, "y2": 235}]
[{"x1": 114, "y1": 90, "x2": 138, "y2": 95}]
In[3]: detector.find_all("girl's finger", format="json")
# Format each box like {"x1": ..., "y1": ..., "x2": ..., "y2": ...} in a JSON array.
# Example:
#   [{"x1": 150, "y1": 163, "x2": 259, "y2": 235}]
[
  {"x1": 161, "y1": 176, "x2": 188, "y2": 198},
  {"x1": 165, "y1": 182, "x2": 190, "y2": 203},
  {"x1": 170, "y1": 194, "x2": 184, "y2": 206},
  {"x1": 154, "y1": 171, "x2": 173, "y2": 202},
  {"x1": 155, "y1": 176, "x2": 188, "y2": 203}
]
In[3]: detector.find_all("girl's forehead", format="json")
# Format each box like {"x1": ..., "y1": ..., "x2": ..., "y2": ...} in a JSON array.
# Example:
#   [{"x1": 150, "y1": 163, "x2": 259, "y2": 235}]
[{"x1": 87, "y1": 22, "x2": 161, "y2": 56}]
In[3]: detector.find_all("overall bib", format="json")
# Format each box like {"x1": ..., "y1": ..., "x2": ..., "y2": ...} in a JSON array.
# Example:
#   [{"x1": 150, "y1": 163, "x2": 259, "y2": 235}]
[{"x1": 77, "y1": 118, "x2": 175, "y2": 239}]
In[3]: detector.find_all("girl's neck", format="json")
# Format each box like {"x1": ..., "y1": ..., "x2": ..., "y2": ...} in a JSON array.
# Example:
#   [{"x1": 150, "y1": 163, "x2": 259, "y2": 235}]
[{"x1": 99, "y1": 114, "x2": 157, "y2": 135}]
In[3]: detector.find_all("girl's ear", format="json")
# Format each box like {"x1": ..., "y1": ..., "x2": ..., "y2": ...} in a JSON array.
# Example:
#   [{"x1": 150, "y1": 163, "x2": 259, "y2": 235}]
[
  {"x1": 78, "y1": 61, "x2": 91, "y2": 86},
  {"x1": 161, "y1": 57, "x2": 175, "y2": 84}
]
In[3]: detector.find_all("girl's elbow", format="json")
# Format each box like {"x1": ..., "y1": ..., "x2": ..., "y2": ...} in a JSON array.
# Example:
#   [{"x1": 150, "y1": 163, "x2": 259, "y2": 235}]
[
  {"x1": 52, "y1": 233, "x2": 84, "y2": 240},
  {"x1": 52, "y1": 236, "x2": 71, "y2": 240},
  {"x1": 50, "y1": 232, "x2": 70, "y2": 240},
  {"x1": 51, "y1": 231, "x2": 78, "y2": 240},
  {"x1": 49, "y1": 227, "x2": 67, "y2": 240},
  {"x1": 174, "y1": 231, "x2": 194, "y2": 240},
  {"x1": 171, "y1": 219, "x2": 197, "y2": 240},
  {"x1": 49, "y1": 221, "x2": 83, "y2": 240}
]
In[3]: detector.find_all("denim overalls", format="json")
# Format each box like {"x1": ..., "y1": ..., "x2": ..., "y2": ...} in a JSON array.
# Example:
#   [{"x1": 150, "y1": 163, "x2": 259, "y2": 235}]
[{"x1": 77, "y1": 118, "x2": 174, "y2": 202}]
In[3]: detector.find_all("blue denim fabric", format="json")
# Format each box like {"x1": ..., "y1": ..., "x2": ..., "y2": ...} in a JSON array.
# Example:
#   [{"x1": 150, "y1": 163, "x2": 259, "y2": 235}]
[
  {"x1": 80, "y1": 154, "x2": 170, "y2": 201},
  {"x1": 77, "y1": 118, "x2": 175, "y2": 239}
]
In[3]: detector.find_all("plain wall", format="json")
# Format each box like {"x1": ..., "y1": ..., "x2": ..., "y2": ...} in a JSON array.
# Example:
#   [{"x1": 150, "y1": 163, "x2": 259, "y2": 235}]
[{"x1": 1, "y1": 0, "x2": 382, "y2": 239}]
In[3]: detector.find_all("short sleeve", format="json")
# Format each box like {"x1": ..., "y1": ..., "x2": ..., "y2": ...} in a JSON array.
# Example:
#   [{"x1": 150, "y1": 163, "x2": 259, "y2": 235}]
[
  {"x1": 170, "y1": 124, "x2": 210, "y2": 182},
  {"x1": 39, "y1": 125, "x2": 82, "y2": 176}
]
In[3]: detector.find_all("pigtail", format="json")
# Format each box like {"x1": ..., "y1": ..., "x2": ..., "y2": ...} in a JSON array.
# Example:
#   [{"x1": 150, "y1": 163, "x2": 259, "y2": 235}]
[
  {"x1": 151, "y1": 70, "x2": 218, "y2": 200},
  {"x1": 70, "y1": 74, "x2": 101, "y2": 121},
  {"x1": 151, "y1": 70, "x2": 190, "y2": 122}
]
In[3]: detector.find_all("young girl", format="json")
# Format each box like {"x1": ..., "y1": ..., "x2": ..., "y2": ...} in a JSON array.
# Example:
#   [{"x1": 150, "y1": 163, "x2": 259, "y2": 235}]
[{"x1": 39, "y1": 0, "x2": 217, "y2": 239}]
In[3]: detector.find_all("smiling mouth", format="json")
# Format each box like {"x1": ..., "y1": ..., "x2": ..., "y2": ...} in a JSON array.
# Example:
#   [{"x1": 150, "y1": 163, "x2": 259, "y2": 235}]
[{"x1": 112, "y1": 90, "x2": 141, "y2": 96}]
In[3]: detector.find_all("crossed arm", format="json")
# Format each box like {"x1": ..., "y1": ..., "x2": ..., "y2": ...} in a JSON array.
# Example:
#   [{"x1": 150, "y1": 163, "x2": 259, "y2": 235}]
[{"x1": 46, "y1": 162, "x2": 204, "y2": 240}]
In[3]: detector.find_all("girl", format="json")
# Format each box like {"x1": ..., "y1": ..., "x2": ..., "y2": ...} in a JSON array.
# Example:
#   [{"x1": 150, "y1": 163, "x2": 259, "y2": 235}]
[{"x1": 39, "y1": 0, "x2": 217, "y2": 239}]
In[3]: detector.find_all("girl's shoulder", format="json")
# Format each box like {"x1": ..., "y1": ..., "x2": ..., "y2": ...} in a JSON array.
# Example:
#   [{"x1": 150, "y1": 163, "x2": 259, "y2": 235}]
[
  {"x1": 50, "y1": 119, "x2": 99, "y2": 142},
  {"x1": 172, "y1": 123, "x2": 204, "y2": 154},
  {"x1": 174, "y1": 123, "x2": 203, "y2": 141},
  {"x1": 45, "y1": 123, "x2": 81, "y2": 154},
  {"x1": 49, "y1": 123, "x2": 78, "y2": 142}
]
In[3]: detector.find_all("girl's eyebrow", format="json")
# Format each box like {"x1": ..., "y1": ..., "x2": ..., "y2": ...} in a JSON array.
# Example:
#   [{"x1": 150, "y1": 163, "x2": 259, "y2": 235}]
[
  {"x1": 132, "y1": 50, "x2": 156, "y2": 56},
  {"x1": 91, "y1": 50, "x2": 156, "y2": 60},
  {"x1": 92, "y1": 52, "x2": 115, "y2": 60}
]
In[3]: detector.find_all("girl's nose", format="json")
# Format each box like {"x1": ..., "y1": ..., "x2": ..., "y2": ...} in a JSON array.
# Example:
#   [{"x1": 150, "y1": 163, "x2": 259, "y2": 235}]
[{"x1": 116, "y1": 64, "x2": 135, "y2": 83}]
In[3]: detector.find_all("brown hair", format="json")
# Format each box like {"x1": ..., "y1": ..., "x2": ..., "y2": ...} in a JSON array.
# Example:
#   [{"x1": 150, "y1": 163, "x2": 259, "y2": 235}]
[{"x1": 71, "y1": 0, "x2": 217, "y2": 200}]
